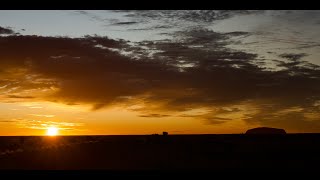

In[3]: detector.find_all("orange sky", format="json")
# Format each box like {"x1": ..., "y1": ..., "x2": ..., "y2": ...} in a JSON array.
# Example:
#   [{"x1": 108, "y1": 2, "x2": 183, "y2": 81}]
[
  {"x1": 1, "y1": 10, "x2": 320, "y2": 135},
  {"x1": 0, "y1": 101, "x2": 256, "y2": 136}
]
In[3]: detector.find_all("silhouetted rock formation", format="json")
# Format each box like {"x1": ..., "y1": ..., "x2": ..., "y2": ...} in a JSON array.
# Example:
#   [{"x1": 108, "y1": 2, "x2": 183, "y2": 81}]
[
  {"x1": 245, "y1": 127, "x2": 286, "y2": 134},
  {"x1": 163, "y1": 132, "x2": 168, "y2": 136}
]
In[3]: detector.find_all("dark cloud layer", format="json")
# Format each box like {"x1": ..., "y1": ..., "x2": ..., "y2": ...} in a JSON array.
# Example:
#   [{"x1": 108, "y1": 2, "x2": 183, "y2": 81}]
[
  {"x1": 76, "y1": 10, "x2": 263, "y2": 33},
  {"x1": 0, "y1": 27, "x2": 319, "y2": 132},
  {"x1": 118, "y1": 10, "x2": 262, "y2": 23}
]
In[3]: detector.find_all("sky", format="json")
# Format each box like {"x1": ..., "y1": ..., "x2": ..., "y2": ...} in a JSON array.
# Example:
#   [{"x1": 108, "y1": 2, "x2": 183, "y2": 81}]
[{"x1": 0, "y1": 10, "x2": 320, "y2": 135}]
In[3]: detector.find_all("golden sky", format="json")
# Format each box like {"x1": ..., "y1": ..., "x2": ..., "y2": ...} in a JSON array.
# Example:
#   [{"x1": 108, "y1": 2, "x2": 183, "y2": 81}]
[{"x1": 1, "y1": 10, "x2": 320, "y2": 135}]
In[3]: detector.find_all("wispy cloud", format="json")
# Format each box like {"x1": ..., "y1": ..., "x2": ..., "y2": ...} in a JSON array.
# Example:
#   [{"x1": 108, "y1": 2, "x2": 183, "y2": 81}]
[
  {"x1": 7, "y1": 95, "x2": 35, "y2": 99},
  {"x1": 29, "y1": 114, "x2": 55, "y2": 118},
  {"x1": 112, "y1": 21, "x2": 138, "y2": 25},
  {"x1": 29, "y1": 106, "x2": 43, "y2": 109},
  {"x1": 9, "y1": 119, "x2": 84, "y2": 130},
  {"x1": 139, "y1": 114, "x2": 171, "y2": 118}
]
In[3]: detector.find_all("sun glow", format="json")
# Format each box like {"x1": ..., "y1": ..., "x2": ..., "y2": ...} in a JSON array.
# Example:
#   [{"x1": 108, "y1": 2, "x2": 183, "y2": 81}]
[{"x1": 47, "y1": 127, "x2": 58, "y2": 136}]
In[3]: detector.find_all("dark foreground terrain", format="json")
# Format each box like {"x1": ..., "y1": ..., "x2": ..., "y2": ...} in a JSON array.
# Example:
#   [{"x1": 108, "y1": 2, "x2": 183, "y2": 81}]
[{"x1": 0, "y1": 134, "x2": 319, "y2": 171}]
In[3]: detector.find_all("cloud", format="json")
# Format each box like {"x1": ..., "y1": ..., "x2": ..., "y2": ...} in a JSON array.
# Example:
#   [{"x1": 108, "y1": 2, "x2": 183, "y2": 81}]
[
  {"x1": 29, "y1": 114, "x2": 55, "y2": 118},
  {"x1": 76, "y1": 10, "x2": 263, "y2": 33},
  {"x1": 279, "y1": 53, "x2": 308, "y2": 61},
  {"x1": 113, "y1": 21, "x2": 138, "y2": 25},
  {"x1": 243, "y1": 104, "x2": 320, "y2": 132},
  {"x1": 7, "y1": 95, "x2": 35, "y2": 99},
  {"x1": 74, "y1": 10, "x2": 107, "y2": 22},
  {"x1": 128, "y1": 25, "x2": 172, "y2": 31},
  {"x1": 10, "y1": 119, "x2": 84, "y2": 130},
  {"x1": 121, "y1": 10, "x2": 262, "y2": 24},
  {"x1": 0, "y1": 26, "x2": 15, "y2": 34},
  {"x1": 178, "y1": 107, "x2": 245, "y2": 125},
  {"x1": 29, "y1": 106, "x2": 43, "y2": 109},
  {"x1": 0, "y1": 28, "x2": 319, "y2": 131},
  {"x1": 0, "y1": 120, "x2": 16, "y2": 123},
  {"x1": 75, "y1": 10, "x2": 89, "y2": 15},
  {"x1": 205, "y1": 117, "x2": 233, "y2": 124},
  {"x1": 139, "y1": 114, "x2": 171, "y2": 118}
]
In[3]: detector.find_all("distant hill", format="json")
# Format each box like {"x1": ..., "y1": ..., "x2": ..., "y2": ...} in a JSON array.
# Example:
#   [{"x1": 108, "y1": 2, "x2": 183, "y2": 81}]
[{"x1": 245, "y1": 127, "x2": 286, "y2": 134}]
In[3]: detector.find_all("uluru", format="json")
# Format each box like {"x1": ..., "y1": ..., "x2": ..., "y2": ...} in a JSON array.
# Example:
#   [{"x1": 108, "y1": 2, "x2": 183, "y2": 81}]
[{"x1": 245, "y1": 127, "x2": 286, "y2": 134}]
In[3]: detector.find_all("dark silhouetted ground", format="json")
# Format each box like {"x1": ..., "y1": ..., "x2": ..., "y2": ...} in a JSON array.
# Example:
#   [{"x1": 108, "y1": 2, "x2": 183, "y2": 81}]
[
  {"x1": 0, "y1": 134, "x2": 319, "y2": 171},
  {"x1": 246, "y1": 127, "x2": 286, "y2": 134}
]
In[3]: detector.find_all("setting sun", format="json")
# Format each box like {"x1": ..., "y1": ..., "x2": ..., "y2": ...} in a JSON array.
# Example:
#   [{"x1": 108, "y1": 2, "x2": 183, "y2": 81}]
[{"x1": 47, "y1": 127, "x2": 58, "y2": 136}]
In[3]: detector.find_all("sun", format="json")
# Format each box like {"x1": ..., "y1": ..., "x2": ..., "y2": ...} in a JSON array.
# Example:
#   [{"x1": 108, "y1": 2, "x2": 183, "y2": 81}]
[{"x1": 47, "y1": 127, "x2": 59, "y2": 136}]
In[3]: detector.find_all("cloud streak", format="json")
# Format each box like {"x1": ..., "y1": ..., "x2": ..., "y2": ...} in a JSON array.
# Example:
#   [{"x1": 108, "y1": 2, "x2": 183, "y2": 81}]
[
  {"x1": 113, "y1": 21, "x2": 138, "y2": 25},
  {"x1": 29, "y1": 114, "x2": 55, "y2": 118}
]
